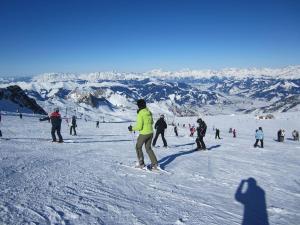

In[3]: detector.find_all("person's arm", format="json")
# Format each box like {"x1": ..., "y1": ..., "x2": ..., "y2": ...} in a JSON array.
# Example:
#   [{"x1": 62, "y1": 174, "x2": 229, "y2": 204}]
[
  {"x1": 133, "y1": 113, "x2": 143, "y2": 131},
  {"x1": 235, "y1": 180, "x2": 246, "y2": 203}
]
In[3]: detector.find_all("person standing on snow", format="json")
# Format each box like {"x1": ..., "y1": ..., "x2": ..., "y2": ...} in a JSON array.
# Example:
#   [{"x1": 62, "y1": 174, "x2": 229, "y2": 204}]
[
  {"x1": 128, "y1": 99, "x2": 158, "y2": 170},
  {"x1": 215, "y1": 128, "x2": 221, "y2": 139},
  {"x1": 196, "y1": 118, "x2": 207, "y2": 150},
  {"x1": 292, "y1": 130, "x2": 299, "y2": 141},
  {"x1": 50, "y1": 108, "x2": 63, "y2": 143},
  {"x1": 152, "y1": 114, "x2": 168, "y2": 148},
  {"x1": 70, "y1": 115, "x2": 77, "y2": 136},
  {"x1": 96, "y1": 120, "x2": 99, "y2": 128},
  {"x1": 254, "y1": 127, "x2": 264, "y2": 148},
  {"x1": 174, "y1": 125, "x2": 178, "y2": 136},
  {"x1": 233, "y1": 129, "x2": 236, "y2": 138}
]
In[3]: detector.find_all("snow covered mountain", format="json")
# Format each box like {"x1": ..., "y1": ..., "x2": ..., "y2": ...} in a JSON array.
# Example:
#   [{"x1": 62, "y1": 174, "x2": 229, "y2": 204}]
[
  {"x1": 0, "y1": 66, "x2": 299, "y2": 120},
  {"x1": 0, "y1": 85, "x2": 47, "y2": 115}
]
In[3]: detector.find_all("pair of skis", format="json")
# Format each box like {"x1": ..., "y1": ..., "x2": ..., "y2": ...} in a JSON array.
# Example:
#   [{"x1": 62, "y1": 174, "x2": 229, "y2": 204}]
[{"x1": 119, "y1": 162, "x2": 171, "y2": 174}]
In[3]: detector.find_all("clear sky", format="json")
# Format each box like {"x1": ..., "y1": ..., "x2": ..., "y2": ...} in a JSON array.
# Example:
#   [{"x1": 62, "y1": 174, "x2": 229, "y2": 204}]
[{"x1": 0, "y1": 0, "x2": 299, "y2": 76}]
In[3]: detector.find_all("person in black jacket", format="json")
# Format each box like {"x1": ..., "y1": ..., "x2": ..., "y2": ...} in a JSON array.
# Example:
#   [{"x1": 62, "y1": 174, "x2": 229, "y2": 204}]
[
  {"x1": 50, "y1": 108, "x2": 63, "y2": 143},
  {"x1": 196, "y1": 118, "x2": 207, "y2": 150},
  {"x1": 152, "y1": 114, "x2": 168, "y2": 147},
  {"x1": 70, "y1": 115, "x2": 77, "y2": 135},
  {"x1": 215, "y1": 128, "x2": 221, "y2": 139}
]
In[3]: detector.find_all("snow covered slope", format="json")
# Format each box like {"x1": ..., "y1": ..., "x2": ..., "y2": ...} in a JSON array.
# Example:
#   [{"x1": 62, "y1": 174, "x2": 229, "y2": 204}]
[{"x1": 0, "y1": 112, "x2": 299, "y2": 224}]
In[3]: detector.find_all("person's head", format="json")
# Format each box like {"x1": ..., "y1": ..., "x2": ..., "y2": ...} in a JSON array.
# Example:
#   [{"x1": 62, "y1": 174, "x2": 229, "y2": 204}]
[
  {"x1": 54, "y1": 107, "x2": 59, "y2": 113},
  {"x1": 247, "y1": 177, "x2": 257, "y2": 187},
  {"x1": 136, "y1": 99, "x2": 146, "y2": 109},
  {"x1": 160, "y1": 114, "x2": 165, "y2": 119},
  {"x1": 259, "y1": 127, "x2": 262, "y2": 131},
  {"x1": 197, "y1": 118, "x2": 202, "y2": 124}
]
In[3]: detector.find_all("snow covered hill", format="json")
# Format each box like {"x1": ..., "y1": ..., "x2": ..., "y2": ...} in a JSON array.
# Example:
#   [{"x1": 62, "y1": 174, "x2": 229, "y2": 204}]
[
  {"x1": 0, "y1": 66, "x2": 299, "y2": 119},
  {"x1": 0, "y1": 112, "x2": 299, "y2": 224},
  {"x1": 0, "y1": 85, "x2": 47, "y2": 115}
]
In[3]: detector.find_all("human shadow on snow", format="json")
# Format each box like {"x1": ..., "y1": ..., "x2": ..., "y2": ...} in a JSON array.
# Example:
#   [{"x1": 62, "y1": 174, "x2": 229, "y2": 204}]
[
  {"x1": 69, "y1": 139, "x2": 131, "y2": 144},
  {"x1": 158, "y1": 149, "x2": 198, "y2": 169},
  {"x1": 172, "y1": 142, "x2": 195, "y2": 147},
  {"x1": 207, "y1": 145, "x2": 221, "y2": 150},
  {"x1": 235, "y1": 177, "x2": 269, "y2": 225}
]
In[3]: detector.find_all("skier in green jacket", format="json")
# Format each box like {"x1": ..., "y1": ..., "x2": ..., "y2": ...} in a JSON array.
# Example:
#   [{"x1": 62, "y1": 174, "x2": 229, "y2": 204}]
[{"x1": 128, "y1": 99, "x2": 158, "y2": 170}]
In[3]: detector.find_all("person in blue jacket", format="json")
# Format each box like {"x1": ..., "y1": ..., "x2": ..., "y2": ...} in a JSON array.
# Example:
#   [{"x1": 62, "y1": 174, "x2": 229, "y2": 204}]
[{"x1": 254, "y1": 127, "x2": 264, "y2": 148}]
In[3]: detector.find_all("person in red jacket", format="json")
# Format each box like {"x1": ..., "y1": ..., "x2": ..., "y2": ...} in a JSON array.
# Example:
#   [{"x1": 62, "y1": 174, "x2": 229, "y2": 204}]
[{"x1": 50, "y1": 108, "x2": 63, "y2": 143}]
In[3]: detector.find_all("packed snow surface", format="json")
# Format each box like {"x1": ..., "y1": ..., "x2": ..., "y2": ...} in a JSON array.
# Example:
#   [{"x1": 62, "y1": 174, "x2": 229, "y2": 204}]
[{"x1": 0, "y1": 112, "x2": 300, "y2": 225}]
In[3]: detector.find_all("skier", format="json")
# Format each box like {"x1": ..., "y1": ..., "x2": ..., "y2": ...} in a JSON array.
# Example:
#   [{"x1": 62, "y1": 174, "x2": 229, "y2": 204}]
[
  {"x1": 50, "y1": 108, "x2": 63, "y2": 143},
  {"x1": 70, "y1": 115, "x2": 77, "y2": 136},
  {"x1": 277, "y1": 129, "x2": 285, "y2": 142},
  {"x1": 233, "y1": 129, "x2": 236, "y2": 138},
  {"x1": 292, "y1": 130, "x2": 299, "y2": 141},
  {"x1": 96, "y1": 120, "x2": 99, "y2": 128},
  {"x1": 19, "y1": 113, "x2": 22, "y2": 119},
  {"x1": 215, "y1": 128, "x2": 221, "y2": 139},
  {"x1": 152, "y1": 114, "x2": 168, "y2": 147},
  {"x1": 128, "y1": 99, "x2": 158, "y2": 170},
  {"x1": 174, "y1": 125, "x2": 178, "y2": 136},
  {"x1": 189, "y1": 126, "x2": 196, "y2": 137},
  {"x1": 254, "y1": 127, "x2": 264, "y2": 148},
  {"x1": 196, "y1": 118, "x2": 207, "y2": 150}
]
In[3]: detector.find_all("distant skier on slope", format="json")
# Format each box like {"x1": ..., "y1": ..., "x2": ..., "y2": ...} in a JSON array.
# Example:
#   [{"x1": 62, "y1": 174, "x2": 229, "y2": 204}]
[
  {"x1": 152, "y1": 114, "x2": 168, "y2": 148},
  {"x1": 128, "y1": 99, "x2": 158, "y2": 170},
  {"x1": 174, "y1": 125, "x2": 178, "y2": 136},
  {"x1": 96, "y1": 120, "x2": 99, "y2": 128},
  {"x1": 50, "y1": 108, "x2": 63, "y2": 143},
  {"x1": 254, "y1": 127, "x2": 264, "y2": 148},
  {"x1": 215, "y1": 128, "x2": 221, "y2": 139},
  {"x1": 292, "y1": 130, "x2": 299, "y2": 141},
  {"x1": 70, "y1": 115, "x2": 77, "y2": 136},
  {"x1": 190, "y1": 126, "x2": 196, "y2": 137},
  {"x1": 233, "y1": 129, "x2": 236, "y2": 138},
  {"x1": 278, "y1": 129, "x2": 285, "y2": 142},
  {"x1": 196, "y1": 118, "x2": 207, "y2": 150}
]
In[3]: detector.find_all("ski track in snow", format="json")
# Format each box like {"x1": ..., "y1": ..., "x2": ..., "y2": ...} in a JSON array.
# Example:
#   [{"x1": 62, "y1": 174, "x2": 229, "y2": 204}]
[{"x1": 0, "y1": 113, "x2": 300, "y2": 224}]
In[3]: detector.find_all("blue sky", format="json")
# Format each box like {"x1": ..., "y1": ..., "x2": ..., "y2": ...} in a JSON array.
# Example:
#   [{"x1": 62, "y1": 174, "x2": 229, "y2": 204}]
[{"x1": 0, "y1": 0, "x2": 299, "y2": 76}]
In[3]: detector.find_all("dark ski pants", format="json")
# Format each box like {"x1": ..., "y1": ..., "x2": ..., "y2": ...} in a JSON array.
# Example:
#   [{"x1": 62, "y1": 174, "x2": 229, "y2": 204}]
[
  {"x1": 215, "y1": 133, "x2": 221, "y2": 139},
  {"x1": 175, "y1": 131, "x2": 178, "y2": 136},
  {"x1": 136, "y1": 133, "x2": 158, "y2": 167},
  {"x1": 70, "y1": 125, "x2": 77, "y2": 135},
  {"x1": 254, "y1": 139, "x2": 264, "y2": 148},
  {"x1": 152, "y1": 131, "x2": 167, "y2": 147},
  {"x1": 196, "y1": 136, "x2": 206, "y2": 150},
  {"x1": 0, "y1": 130, "x2": 2, "y2": 137},
  {"x1": 51, "y1": 126, "x2": 63, "y2": 142}
]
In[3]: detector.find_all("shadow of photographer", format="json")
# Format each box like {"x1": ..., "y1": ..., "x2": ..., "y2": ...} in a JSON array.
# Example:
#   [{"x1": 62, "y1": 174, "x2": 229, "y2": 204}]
[{"x1": 235, "y1": 177, "x2": 269, "y2": 225}]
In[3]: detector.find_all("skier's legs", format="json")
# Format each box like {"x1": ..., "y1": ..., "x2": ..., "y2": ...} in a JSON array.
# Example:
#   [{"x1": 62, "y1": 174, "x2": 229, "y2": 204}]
[
  {"x1": 57, "y1": 126, "x2": 63, "y2": 142},
  {"x1": 0, "y1": 130, "x2": 2, "y2": 137},
  {"x1": 144, "y1": 133, "x2": 158, "y2": 167},
  {"x1": 152, "y1": 131, "x2": 160, "y2": 146},
  {"x1": 73, "y1": 126, "x2": 77, "y2": 135},
  {"x1": 161, "y1": 131, "x2": 167, "y2": 147},
  {"x1": 254, "y1": 139, "x2": 259, "y2": 147},
  {"x1": 196, "y1": 138, "x2": 202, "y2": 149},
  {"x1": 70, "y1": 126, "x2": 73, "y2": 135},
  {"x1": 136, "y1": 135, "x2": 145, "y2": 166},
  {"x1": 51, "y1": 126, "x2": 57, "y2": 141},
  {"x1": 260, "y1": 140, "x2": 264, "y2": 148},
  {"x1": 199, "y1": 136, "x2": 206, "y2": 149}
]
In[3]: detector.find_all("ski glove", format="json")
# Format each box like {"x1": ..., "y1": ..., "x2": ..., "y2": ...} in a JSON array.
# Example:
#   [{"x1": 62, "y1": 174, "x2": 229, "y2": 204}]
[{"x1": 128, "y1": 125, "x2": 133, "y2": 132}]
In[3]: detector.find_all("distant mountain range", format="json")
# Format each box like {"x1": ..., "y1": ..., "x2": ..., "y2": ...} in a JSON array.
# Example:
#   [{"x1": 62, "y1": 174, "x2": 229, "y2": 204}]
[{"x1": 0, "y1": 65, "x2": 299, "y2": 120}]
